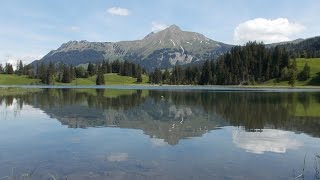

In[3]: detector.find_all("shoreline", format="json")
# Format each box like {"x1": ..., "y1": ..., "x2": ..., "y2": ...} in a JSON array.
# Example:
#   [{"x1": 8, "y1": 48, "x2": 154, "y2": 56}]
[{"x1": 0, "y1": 84, "x2": 320, "y2": 92}]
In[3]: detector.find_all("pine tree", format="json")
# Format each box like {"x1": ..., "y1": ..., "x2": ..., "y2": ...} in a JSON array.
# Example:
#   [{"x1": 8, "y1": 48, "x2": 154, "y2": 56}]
[
  {"x1": 136, "y1": 71, "x2": 142, "y2": 83},
  {"x1": 0, "y1": 64, "x2": 3, "y2": 74},
  {"x1": 62, "y1": 66, "x2": 71, "y2": 83},
  {"x1": 298, "y1": 62, "x2": 311, "y2": 81},
  {"x1": 96, "y1": 71, "x2": 105, "y2": 85},
  {"x1": 153, "y1": 68, "x2": 162, "y2": 84},
  {"x1": 16, "y1": 60, "x2": 24, "y2": 75},
  {"x1": 46, "y1": 62, "x2": 55, "y2": 85},
  {"x1": 162, "y1": 69, "x2": 170, "y2": 84},
  {"x1": 288, "y1": 59, "x2": 298, "y2": 87},
  {"x1": 5, "y1": 63, "x2": 14, "y2": 74},
  {"x1": 200, "y1": 60, "x2": 212, "y2": 85},
  {"x1": 87, "y1": 63, "x2": 95, "y2": 76},
  {"x1": 38, "y1": 63, "x2": 47, "y2": 83}
]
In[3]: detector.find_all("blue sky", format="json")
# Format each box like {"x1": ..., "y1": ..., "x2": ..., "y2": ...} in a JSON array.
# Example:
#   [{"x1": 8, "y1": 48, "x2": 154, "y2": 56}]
[{"x1": 0, "y1": 0, "x2": 320, "y2": 65}]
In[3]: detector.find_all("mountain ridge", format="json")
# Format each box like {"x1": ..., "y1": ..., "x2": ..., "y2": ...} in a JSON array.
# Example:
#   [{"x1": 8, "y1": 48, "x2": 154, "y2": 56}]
[
  {"x1": 32, "y1": 25, "x2": 320, "y2": 71},
  {"x1": 33, "y1": 25, "x2": 233, "y2": 71}
]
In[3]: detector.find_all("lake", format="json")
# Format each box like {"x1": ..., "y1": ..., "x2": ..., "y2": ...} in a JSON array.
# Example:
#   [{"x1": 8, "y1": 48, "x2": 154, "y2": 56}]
[{"x1": 0, "y1": 88, "x2": 320, "y2": 179}]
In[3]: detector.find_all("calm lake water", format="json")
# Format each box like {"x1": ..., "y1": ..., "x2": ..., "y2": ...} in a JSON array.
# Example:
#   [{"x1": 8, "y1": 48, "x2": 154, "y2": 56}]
[{"x1": 0, "y1": 88, "x2": 320, "y2": 179}]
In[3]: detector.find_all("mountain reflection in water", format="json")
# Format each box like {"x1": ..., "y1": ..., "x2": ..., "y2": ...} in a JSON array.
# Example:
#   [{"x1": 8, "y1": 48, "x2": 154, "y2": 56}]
[
  {"x1": 1, "y1": 89, "x2": 320, "y2": 143},
  {"x1": 0, "y1": 88, "x2": 320, "y2": 179}
]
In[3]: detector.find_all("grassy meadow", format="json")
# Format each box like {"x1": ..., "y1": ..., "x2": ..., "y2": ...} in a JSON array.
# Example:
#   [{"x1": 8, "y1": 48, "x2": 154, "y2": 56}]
[
  {"x1": 0, "y1": 73, "x2": 149, "y2": 86},
  {"x1": 263, "y1": 58, "x2": 320, "y2": 86}
]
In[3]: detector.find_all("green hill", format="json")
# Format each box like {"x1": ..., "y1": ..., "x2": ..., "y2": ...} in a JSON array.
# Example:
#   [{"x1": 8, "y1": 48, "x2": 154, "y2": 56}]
[{"x1": 263, "y1": 58, "x2": 320, "y2": 86}]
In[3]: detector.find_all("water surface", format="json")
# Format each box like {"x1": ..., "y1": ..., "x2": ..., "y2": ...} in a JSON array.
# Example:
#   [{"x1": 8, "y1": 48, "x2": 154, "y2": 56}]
[{"x1": 0, "y1": 89, "x2": 320, "y2": 179}]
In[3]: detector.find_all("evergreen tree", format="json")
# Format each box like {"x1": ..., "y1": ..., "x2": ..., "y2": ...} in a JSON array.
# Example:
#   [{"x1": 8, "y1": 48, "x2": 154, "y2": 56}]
[
  {"x1": 298, "y1": 62, "x2": 311, "y2": 81},
  {"x1": 75, "y1": 66, "x2": 88, "y2": 78},
  {"x1": 61, "y1": 66, "x2": 72, "y2": 83},
  {"x1": 199, "y1": 60, "x2": 212, "y2": 85},
  {"x1": 153, "y1": 68, "x2": 162, "y2": 84},
  {"x1": 16, "y1": 60, "x2": 24, "y2": 75},
  {"x1": 280, "y1": 67, "x2": 289, "y2": 81},
  {"x1": 136, "y1": 71, "x2": 142, "y2": 83},
  {"x1": 0, "y1": 64, "x2": 3, "y2": 74},
  {"x1": 96, "y1": 71, "x2": 105, "y2": 85},
  {"x1": 87, "y1": 63, "x2": 95, "y2": 76},
  {"x1": 69, "y1": 66, "x2": 75, "y2": 80},
  {"x1": 162, "y1": 69, "x2": 170, "y2": 84},
  {"x1": 45, "y1": 62, "x2": 55, "y2": 85},
  {"x1": 288, "y1": 59, "x2": 298, "y2": 87},
  {"x1": 4, "y1": 63, "x2": 14, "y2": 74},
  {"x1": 38, "y1": 63, "x2": 47, "y2": 83}
]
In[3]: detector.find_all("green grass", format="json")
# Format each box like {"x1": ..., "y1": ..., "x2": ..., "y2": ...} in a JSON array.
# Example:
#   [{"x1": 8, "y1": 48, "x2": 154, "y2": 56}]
[
  {"x1": 56, "y1": 73, "x2": 149, "y2": 86},
  {"x1": 0, "y1": 73, "x2": 149, "y2": 86},
  {"x1": 0, "y1": 74, "x2": 40, "y2": 85},
  {"x1": 262, "y1": 58, "x2": 320, "y2": 87}
]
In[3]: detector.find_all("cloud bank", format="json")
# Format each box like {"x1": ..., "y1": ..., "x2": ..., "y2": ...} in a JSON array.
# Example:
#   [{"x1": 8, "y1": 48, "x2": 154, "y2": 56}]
[
  {"x1": 234, "y1": 18, "x2": 305, "y2": 44},
  {"x1": 107, "y1": 7, "x2": 130, "y2": 16}
]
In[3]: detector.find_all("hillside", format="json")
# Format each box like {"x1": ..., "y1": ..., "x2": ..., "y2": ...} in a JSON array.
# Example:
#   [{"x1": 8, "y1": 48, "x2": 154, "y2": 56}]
[
  {"x1": 32, "y1": 25, "x2": 232, "y2": 71},
  {"x1": 263, "y1": 58, "x2": 320, "y2": 86},
  {"x1": 274, "y1": 36, "x2": 320, "y2": 58}
]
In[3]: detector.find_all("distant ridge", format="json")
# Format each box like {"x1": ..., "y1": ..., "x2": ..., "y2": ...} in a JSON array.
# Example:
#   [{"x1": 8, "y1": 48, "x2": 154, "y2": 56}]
[
  {"x1": 31, "y1": 25, "x2": 320, "y2": 71},
  {"x1": 32, "y1": 25, "x2": 232, "y2": 71}
]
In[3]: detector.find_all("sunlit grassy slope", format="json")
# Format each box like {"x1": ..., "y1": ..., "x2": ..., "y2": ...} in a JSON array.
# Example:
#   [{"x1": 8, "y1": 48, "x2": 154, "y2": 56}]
[
  {"x1": 263, "y1": 58, "x2": 320, "y2": 86},
  {"x1": 0, "y1": 74, "x2": 40, "y2": 85}
]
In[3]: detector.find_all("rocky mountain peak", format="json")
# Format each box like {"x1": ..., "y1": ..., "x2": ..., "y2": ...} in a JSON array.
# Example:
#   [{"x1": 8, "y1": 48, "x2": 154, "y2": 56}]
[{"x1": 166, "y1": 24, "x2": 181, "y2": 32}]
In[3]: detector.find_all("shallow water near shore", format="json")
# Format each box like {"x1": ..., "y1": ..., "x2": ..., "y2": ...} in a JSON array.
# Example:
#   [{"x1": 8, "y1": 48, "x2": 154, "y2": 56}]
[{"x1": 0, "y1": 88, "x2": 320, "y2": 179}]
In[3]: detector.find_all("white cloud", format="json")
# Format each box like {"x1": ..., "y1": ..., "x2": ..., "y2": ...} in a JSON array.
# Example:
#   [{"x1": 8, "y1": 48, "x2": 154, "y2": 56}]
[
  {"x1": 107, "y1": 153, "x2": 128, "y2": 162},
  {"x1": 66, "y1": 26, "x2": 80, "y2": 32},
  {"x1": 107, "y1": 7, "x2": 130, "y2": 16},
  {"x1": 234, "y1": 18, "x2": 306, "y2": 44},
  {"x1": 152, "y1": 21, "x2": 169, "y2": 32},
  {"x1": 232, "y1": 128, "x2": 303, "y2": 154},
  {"x1": 0, "y1": 53, "x2": 43, "y2": 69}
]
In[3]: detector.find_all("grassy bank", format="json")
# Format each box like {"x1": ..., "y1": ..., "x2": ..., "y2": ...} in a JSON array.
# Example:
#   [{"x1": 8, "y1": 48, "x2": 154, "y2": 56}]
[
  {"x1": 0, "y1": 60, "x2": 319, "y2": 88},
  {"x1": 56, "y1": 73, "x2": 149, "y2": 85},
  {"x1": 0, "y1": 73, "x2": 149, "y2": 86}
]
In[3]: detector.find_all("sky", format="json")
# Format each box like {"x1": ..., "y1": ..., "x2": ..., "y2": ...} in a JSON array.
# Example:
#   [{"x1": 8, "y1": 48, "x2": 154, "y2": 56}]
[{"x1": 0, "y1": 0, "x2": 320, "y2": 65}]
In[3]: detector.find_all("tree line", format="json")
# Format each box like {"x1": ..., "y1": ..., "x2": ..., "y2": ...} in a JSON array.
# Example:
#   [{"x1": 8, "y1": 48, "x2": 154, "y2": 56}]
[
  {"x1": 149, "y1": 42, "x2": 311, "y2": 86},
  {"x1": 280, "y1": 36, "x2": 320, "y2": 58},
  {"x1": 0, "y1": 60, "x2": 145, "y2": 85},
  {"x1": 0, "y1": 60, "x2": 33, "y2": 76},
  {"x1": 1, "y1": 42, "x2": 313, "y2": 86}
]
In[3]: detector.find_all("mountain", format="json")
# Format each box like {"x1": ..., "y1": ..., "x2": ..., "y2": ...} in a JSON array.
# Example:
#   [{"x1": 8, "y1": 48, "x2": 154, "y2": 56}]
[
  {"x1": 278, "y1": 36, "x2": 320, "y2": 58},
  {"x1": 266, "y1": 36, "x2": 320, "y2": 58},
  {"x1": 33, "y1": 25, "x2": 233, "y2": 71},
  {"x1": 267, "y1": 38, "x2": 305, "y2": 47}
]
